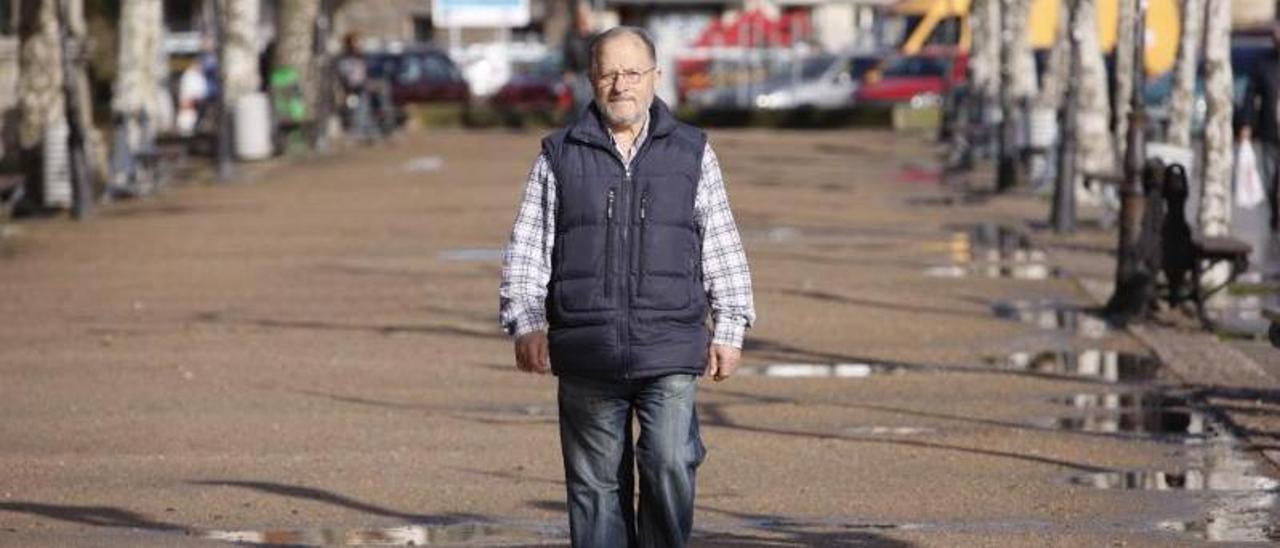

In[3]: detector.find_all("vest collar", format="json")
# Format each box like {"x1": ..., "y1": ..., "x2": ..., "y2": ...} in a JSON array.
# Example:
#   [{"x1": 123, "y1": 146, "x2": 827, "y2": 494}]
[{"x1": 567, "y1": 97, "x2": 679, "y2": 151}]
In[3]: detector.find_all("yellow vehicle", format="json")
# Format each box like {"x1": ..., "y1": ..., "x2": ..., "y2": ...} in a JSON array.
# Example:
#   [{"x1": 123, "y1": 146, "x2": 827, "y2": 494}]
[{"x1": 892, "y1": 0, "x2": 1181, "y2": 76}]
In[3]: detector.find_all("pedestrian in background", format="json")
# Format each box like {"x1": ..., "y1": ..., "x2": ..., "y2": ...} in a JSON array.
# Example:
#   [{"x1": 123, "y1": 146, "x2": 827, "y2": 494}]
[
  {"x1": 561, "y1": 0, "x2": 595, "y2": 122},
  {"x1": 1239, "y1": 21, "x2": 1280, "y2": 231},
  {"x1": 499, "y1": 26, "x2": 756, "y2": 548}
]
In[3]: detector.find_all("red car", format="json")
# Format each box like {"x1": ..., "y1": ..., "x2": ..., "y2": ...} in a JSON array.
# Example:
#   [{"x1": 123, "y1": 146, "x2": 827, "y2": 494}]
[
  {"x1": 491, "y1": 54, "x2": 572, "y2": 114},
  {"x1": 367, "y1": 49, "x2": 471, "y2": 106},
  {"x1": 855, "y1": 47, "x2": 967, "y2": 107}
]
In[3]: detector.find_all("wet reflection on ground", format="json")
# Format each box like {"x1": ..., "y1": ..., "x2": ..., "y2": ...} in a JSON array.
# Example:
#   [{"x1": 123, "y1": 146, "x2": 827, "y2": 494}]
[
  {"x1": 840, "y1": 426, "x2": 937, "y2": 436},
  {"x1": 1040, "y1": 389, "x2": 1204, "y2": 436},
  {"x1": 198, "y1": 521, "x2": 565, "y2": 546},
  {"x1": 1072, "y1": 468, "x2": 1279, "y2": 492},
  {"x1": 992, "y1": 300, "x2": 1109, "y2": 338},
  {"x1": 735, "y1": 362, "x2": 909, "y2": 378},
  {"x1": 925, "y1": 224, "x2": 1060, "y2": 280},
  {"x1": 903, "y1": 194, "x2": 988, "y2": 207},
  {"x1": 1205, "y1": 273, "x2": 1280, "y2": 340},
  {"x1": 985, "y1": 350, "x2": 1162, "y2": 383}
]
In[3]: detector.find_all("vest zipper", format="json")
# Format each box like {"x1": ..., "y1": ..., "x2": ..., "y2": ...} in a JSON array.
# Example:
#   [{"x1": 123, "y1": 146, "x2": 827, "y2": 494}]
[
  {"x1": 638, "y1": 191, "x2": 649, "y2": 294},
  {"x1": 605, "y1": 188, "x2": 616, "y2": 299}
]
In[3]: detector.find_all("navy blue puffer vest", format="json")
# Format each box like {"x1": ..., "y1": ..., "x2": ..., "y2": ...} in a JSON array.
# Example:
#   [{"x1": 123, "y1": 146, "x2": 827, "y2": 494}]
[{"x1": 542, "y1": 99, "x2": 710, "y2": 380}]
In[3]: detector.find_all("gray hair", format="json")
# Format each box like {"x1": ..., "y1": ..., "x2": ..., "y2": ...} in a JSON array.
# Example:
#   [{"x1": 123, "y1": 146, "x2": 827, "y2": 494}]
[{"x1": 587, "y1": 26, "x2": 656, "y2": 74}]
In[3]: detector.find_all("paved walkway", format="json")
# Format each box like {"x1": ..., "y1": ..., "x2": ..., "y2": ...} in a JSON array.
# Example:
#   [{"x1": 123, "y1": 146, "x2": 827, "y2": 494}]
[{"x1": 1, "y1": 128, "x2": 1277, "y2": 546}]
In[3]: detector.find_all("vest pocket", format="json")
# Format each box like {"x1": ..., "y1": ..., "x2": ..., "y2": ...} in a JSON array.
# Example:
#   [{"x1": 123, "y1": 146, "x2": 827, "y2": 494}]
[
  {"x1": 635, "y1": 224, "x2": 695, "y2": 311},
  {"x1": 555, "y1": 277, "x2": 614, "y2": 312}
]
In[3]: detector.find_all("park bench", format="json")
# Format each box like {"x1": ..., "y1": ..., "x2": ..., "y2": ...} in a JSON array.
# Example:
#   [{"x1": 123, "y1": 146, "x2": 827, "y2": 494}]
[{"x1": 1154, "y1": 162, "x2": 1252, "y2": 329}]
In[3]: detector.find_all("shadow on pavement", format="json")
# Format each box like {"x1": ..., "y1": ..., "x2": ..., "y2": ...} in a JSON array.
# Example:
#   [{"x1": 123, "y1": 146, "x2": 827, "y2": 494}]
[
  {"x1": 696, "y1": 399, "x2": 1111, "y2": 473},
  {"x1": 0, "y1": 502, "x2": 183, "y2": 531},
  {"x1": 193, "y1": 311, "x2": 505, "y2": 340},
  {"x1": 188, "y1": 480, "x2": 486, "y2": 524}
]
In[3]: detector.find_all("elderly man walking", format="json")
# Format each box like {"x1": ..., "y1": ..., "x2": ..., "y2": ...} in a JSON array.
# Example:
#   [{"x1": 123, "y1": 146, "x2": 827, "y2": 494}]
[{"x1": 498, "y1": 26, "x2": 756, "y2": 548}]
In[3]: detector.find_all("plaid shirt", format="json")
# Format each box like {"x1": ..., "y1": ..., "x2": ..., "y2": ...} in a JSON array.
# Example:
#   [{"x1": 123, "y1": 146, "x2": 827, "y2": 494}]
[{"x1": 499, "y1": 133, "x2": 756, "y2": 348}]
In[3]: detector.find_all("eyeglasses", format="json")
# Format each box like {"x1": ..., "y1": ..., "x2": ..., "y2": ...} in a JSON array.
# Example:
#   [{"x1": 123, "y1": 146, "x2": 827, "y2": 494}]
[{"x1": 594, "y1": 67, "x2": 656, "y2": 86}]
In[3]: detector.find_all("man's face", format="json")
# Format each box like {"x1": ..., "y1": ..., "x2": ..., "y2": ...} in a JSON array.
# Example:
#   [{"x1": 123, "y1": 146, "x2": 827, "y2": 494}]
[{"x1": 591, "y1": 34, "x2": 658, "y2": 128}]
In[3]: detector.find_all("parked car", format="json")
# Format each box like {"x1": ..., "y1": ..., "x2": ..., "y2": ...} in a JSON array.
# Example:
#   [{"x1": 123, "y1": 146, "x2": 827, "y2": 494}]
[
  {"x1": 754, "y1": 52, "x2": 884, "y2": 109},
  {"x1": 690, "y1": 51, "x2": 884, "y2": 110},
  {"x1": 366, "y1": 48, "x2": 471, "y2": 107},
  {"x1": 855, "y1": 47, "x2": 967, "y2": 107},
  {"x1": 491, "y1": 53, "x2": 570, "y2": 113}
]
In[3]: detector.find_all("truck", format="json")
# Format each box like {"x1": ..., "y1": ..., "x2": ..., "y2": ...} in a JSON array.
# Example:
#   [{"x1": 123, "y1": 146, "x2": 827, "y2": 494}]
[{"x1": 892, "y1": 0, "x2": 1182, "y2": 76}]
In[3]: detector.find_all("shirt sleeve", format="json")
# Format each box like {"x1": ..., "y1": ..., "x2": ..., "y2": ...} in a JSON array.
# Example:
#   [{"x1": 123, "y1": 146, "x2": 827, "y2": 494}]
[
  {"x1": 498, "y1": 153, "x2": 556, "y2": 338},
  {"x1": 695, "y1": 141, "x2": 756, "y2": 348}
]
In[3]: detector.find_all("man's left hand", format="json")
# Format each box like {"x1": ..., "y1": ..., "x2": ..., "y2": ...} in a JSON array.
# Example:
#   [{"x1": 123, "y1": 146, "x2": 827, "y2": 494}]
[{"x1": 705, "y1": 344, "x2": 741, "y2": 382}]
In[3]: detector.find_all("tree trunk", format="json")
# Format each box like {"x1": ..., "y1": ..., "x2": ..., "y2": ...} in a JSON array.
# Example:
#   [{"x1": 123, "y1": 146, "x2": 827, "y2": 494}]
[
  {"x1": 1074, "y1": 0, "x2": 1117, "y2": 177},
  {"x1": 113, "y1": 0, "x2": 164, "y2": 133},
  {"x1": 1198, "y1": 0, "x2": 1232, "y2": 237},
  {"x1": 1009, "y1": 0, "x2": 1038, "y2": 102},
  {"x1": 1036, "y1": 0, "x2": 1071, "y2": 111},
  {"x1": 272, "y1": 0, "x2": 318, "y2": 114},
  {"x1": 969, "y1": 0, "x2": 1000, "y2": 110},
  {"x1": 1113, "y1": 0, "x2": 1136, "y2": 159},
  {"x1": 113, "y1": 1, "x2": 163, "y2": 116},
  {"x1": 17, "y1": 0, "x2": 64, "y2": 152},
  {"x1": 221, "y1": 0, "x2": 260, "y2": 105},
  {"x1": 1168, "y1": 0, "x2": 1204, "y2": 148}
]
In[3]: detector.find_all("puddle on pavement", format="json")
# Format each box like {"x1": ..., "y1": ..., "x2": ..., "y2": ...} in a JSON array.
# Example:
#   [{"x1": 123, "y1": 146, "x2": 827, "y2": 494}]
[
  {"x1": 985, "y1": 350, "x2": 1162, "y2": 383},
  {"x1": 1205, "y1": 281, "x2": 1280, "y2": 340},
  {"x1": 402, "y1": 156, "x2": 445, "y2": 173},
  {"x1": 841, "y1": 425, "x2": 937, "y2": 436},
  {"x1": 739, "y1": 225, "x2": 912, "y2": 248},
  {"x1": 1072, "y1": 468, "x2": 1279, "y2": 492},
  {"x1": 903, "y1": 194, "x2": 988, "y2": 207},
  {"x1": 1066, "y1": 403, "x2": 1280, "y2": 543},
  {"x1": 1037, "y1": 388, "x2": 1210, "y2": 438},
  {"x1": 1049, "y1": 391, "x2": 1187, "y2": 410},
  {"x1": 1035, "y1": 409, "x2": 1207, "y2": 438},
  {"x1": 437, "y1": 248, "x2": 504, "y2": 262},
  {"x1": 992, "y1": 300, "x2": 1109, "y2": 338},
  {"x1": 925, "y1": 224, "x2": 1060, "y2": 280},
  {"x1": 199, "y1": 521, "x2": 564, "y2": 546},
  {"x1": 736, "y1": 362, "x2": 911, "y2": 378}
]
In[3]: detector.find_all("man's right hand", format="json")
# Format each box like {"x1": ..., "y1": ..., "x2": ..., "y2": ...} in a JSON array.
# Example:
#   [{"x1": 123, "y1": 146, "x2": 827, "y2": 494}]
[{"x1": 514, "y1": 331, "x2": 551, "y2": 374}]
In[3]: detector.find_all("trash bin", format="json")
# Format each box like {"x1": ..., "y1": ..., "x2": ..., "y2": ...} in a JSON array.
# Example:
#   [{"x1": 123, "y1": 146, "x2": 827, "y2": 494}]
[{"x1": 234, "y1": 92, "x2": 273, "y2": 160}]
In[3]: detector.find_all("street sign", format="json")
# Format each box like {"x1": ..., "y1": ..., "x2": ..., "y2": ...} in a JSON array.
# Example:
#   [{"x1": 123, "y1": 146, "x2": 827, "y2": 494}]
[{"x1": 432, "y1": 0, "x2": 530, "y2": 28}]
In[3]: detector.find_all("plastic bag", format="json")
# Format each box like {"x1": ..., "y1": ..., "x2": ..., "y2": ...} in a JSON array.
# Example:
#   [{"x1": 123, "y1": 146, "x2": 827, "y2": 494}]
[{"x1": 1236, "y1": 140, "x2": 1266, "y2": 208}]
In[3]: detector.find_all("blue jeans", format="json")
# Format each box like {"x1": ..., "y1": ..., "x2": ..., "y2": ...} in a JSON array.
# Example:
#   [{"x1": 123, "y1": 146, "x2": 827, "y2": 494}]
[{"x1": 558, "y1": 374, "x2": 705, "y2": 548}]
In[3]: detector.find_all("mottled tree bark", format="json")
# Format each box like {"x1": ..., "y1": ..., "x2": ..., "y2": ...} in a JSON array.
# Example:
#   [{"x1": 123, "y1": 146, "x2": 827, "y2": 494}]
[
  {"x1": 1113, "y1": 0, "x2": 1136, "y2": 159},
  {"x1": 17, "y1": 0, "x2": 64, "y2": 152},
  {"x1": 1198, "y1": 0, "x2": 1232, "y2": 237},
  {"x1": 114, "y1": 0, "x2": 164, "y2": 131},
  {"x1": 1074, "y1": 0, "x2": 1117, "y2": 176},
  {"x1": 1036, "y1": 0, "x2": 1071, "y2": 112},
  {"x1": 1168, "y1": 0, "x2": 1204, "y2": 148},
  {"x1": 1008, "y1": 0, "x2": 1038, "y2": 102},
  {"x1": 272, "y1": 0, "x2": 318, "y2": 113},
  {"x1": 221, "y1": 0, "x2": 260, "y2": 105},
  {"x1": 969, "y1": 0, "x2": 1000, "y2": 110}
]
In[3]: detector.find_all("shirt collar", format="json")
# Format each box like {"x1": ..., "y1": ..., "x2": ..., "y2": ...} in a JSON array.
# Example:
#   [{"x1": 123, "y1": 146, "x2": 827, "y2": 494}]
[{"x1": 607, "y1": 111, "x2": 650, "y2": 163}]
